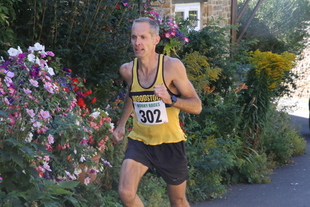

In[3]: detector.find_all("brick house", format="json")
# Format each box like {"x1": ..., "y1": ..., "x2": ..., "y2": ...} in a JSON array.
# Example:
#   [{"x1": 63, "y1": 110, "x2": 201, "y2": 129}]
[
  {"x1": 149, "y1": 0, "x2": 265, "y2": 42},
  {"x1": 151, "y1": 0, "x2": 232, "y2": 31}
]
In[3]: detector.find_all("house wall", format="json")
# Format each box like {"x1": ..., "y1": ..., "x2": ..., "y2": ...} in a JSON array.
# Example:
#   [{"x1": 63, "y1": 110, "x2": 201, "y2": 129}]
[{"x1": 152, "y1": 0, "x2": 231, "y2": 28}]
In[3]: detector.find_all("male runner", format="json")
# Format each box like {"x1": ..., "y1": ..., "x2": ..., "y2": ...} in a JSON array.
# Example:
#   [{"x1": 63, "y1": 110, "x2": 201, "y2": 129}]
[{"x1": 113, "y1": 17, "x2": 202, "y2": 207}]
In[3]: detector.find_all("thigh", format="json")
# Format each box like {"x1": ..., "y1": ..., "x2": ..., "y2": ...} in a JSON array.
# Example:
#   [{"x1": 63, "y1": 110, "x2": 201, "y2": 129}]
[{"x1": 119, "y1": 158, "x2": 149, "y2": 192}]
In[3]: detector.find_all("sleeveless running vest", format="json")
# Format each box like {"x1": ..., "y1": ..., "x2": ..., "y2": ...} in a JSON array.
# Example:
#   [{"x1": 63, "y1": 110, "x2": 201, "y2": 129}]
[{"x1": 128, "y1": 54, "x2": 186, "y2": 145}]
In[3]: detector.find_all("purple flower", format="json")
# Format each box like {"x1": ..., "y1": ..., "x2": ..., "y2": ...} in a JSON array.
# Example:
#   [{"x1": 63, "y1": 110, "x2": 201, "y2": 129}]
[
  {"x1": 101, "y1": 158, "x2": 112, "y2": 167},
  {"x1": 46, "y1": 51, "x2": 55, "y2": 57}
]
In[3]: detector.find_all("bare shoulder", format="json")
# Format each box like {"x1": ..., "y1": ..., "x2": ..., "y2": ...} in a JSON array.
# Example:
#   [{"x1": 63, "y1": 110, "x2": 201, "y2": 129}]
[
  {"x1": 163, "y1": 56, "x2": 187, "y2": 78},
  {"x1": 119, "y1": 61, "x2": 134, "y2": 85},
  {"x1": 164, "y1": 56, "x2": 184, "y2": 68}
]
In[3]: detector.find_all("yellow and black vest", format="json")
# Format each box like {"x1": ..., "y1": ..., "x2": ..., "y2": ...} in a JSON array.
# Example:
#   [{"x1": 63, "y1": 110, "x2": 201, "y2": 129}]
[{"x1": 128, "y1": 54, "x2": 186, "y2": 145}]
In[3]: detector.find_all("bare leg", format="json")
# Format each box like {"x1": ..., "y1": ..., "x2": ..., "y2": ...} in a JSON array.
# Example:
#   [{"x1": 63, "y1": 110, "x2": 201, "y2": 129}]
[
  {"x1": 118, "y1": 159, "x2": 149, "y2": 207},
  {"x1": 167, "y1": 181, "x2": 190, "y2": 207}
]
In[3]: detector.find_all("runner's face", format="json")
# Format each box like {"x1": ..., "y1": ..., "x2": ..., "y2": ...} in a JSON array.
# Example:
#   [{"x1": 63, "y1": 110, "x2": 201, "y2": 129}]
[{"x1": 131, "y1": 22, "x2": 159, "y2": 57}]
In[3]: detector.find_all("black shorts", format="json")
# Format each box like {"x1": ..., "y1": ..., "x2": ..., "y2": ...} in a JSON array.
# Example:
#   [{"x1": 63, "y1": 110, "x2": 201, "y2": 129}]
[{"x1": 124, "y1": 138, "x2": 189, "y2": 185}]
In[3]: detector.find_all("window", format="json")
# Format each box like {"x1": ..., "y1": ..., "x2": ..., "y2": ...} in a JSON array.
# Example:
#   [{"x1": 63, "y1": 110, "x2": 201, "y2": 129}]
[{"x1": 175, "y1": 3, "x2": 200, "y2": 30}]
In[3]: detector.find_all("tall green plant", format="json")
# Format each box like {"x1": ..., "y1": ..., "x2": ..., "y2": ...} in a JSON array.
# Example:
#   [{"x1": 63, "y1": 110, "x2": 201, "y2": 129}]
[{"x1": 239, "y1": 50, "x2": 296, "y2": 149}]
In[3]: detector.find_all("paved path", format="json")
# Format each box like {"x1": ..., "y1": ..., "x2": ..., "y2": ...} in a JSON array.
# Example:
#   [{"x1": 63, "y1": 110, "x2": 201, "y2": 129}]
[{"x1": 191, "y1": 98, "x2": 310, "y2": 207}]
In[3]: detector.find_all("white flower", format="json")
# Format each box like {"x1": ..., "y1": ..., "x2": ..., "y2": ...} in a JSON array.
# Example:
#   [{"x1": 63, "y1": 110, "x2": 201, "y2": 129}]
[
  {"x1": 65, "y1": 171, "x2": 77, "y2": 180},
  {"x1": 90, "y1": 111, "x2": 100, "y2": 119},
  {"x1": 25, "y1": 132, "x2": 33, "y2": 142},
  {"x1": 27, "y1": 53, "x2": 36, "y2": 62},
  {"x1": 35, "y1": 57, "x2": 41, "y2": 65},
  {"x1": 7, "y1": 46, "x2": 22, "y2": 57},
  {"x1": 28, "y1": 42, "x2": 45, "y2": 52},
  {"x1": 74, "y1": 168, "x2": 82, "y2": 175},
  {"x1": 80, "y1": 156, "x2": 86, "y2": 162},
  {"x1": 46, "y1": 66, "x2": 55, "y2": 76},
  {"x1": 4, "y1": 76, "x2": 12, "y2": 87}
]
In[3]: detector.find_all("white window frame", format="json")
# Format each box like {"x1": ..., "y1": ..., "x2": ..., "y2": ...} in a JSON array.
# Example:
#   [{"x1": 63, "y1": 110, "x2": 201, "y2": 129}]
[{"x1": 175, "y1": 3, "x2": 200, "y2": 31}]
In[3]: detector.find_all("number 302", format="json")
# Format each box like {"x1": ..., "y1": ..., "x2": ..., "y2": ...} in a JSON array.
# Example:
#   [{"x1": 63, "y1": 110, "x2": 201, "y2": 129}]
[{"x1": 139, "y1": 109, "x2": 162, "y2": 124}]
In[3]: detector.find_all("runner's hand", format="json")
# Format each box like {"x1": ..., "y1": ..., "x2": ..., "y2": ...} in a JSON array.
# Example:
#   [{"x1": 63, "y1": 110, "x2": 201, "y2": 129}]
[
  {"x1": 113, "y1": 126, "x2": 125, "y2": 145},
  {"x1": 154, "y1": 84, "x2": 171, "y2": 104}
]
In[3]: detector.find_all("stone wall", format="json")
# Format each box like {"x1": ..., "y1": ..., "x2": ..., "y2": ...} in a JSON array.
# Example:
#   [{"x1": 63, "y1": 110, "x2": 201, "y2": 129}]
[
  {"x1": 291, "y1": 38, "x2": 310, "y2": 99},
  {"x1": 203, "y1": 0, "x2": 231, "y2": 27},
  {"x1": 152, "y1": 0, "x2": 232, "y2": 28}
]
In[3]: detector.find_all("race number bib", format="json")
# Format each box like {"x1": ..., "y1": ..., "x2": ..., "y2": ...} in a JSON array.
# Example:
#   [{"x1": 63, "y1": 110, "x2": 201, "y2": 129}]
[{"x1": 133, "y1": 100, "x2": 168, "y2": 125}]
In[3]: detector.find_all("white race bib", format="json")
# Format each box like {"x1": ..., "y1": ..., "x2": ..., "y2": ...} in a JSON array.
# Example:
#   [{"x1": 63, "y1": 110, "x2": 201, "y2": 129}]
[{"x1": 133, "y1": 100, "x2": 168, "y2": 125}]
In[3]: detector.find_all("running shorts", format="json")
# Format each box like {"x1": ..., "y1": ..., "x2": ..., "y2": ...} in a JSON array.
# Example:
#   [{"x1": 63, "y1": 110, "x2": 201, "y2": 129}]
[{"x1": 124, "y1": 138, "x2": 189, "y2": 185}]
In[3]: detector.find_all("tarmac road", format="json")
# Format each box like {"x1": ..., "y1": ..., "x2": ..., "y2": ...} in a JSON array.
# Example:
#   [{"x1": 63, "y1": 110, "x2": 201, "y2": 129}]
[{"x1": 191, "y1": 109, "x2": 310, "y2": 207}]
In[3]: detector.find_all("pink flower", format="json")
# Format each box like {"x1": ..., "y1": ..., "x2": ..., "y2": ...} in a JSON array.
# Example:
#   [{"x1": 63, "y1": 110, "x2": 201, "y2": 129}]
[
  {"x1": 26, "y1": 109, "x2": 35, "y2": 117},
  {"x1": 29, "y1": 79, "x2": 39, "y2": 87},
  {"x1": 46, "y1": 51, "x2": 55, "y2": 57},
  {"x1": 89, "y1": 168, "x2": 98, "y2": 174},
  {"x1": 43, "y1": 156, "x2": 50, "y2": 162},
  {"x1": 40, "y1": 109, "x2": 50, "y2": 119},
  {"x1": 79, "y1": 138, "x2": 88, "y2": 146},
  {"x1": 44, "y1": 82, "x2": 54, "y2": 93},
  {"x1": 23, "y1": 88, "x2": 32, "y2": 94},
  {"x1": 33, "y1": 121, "x2": 42, "y2": 128},
  {"x1": 4, "y1": 97, "x2": 12, "y2": 105},
  {"x1": 43, "y1": 162, "x2": 52, "y2": 172},
  {"x1": 84, "y1": 177, "x2": 91, "y2": 185},
  {"x1": 164, "y1": 32, "x2": 171, "y2": 39},
  {"x1": 6, "y1": 71, "x2": 14, "y2": 78},
  {"x1": 171, "y1": 30, "x2": 176, "y2": 37},
  {"x1": 47, "y1": 134, "x2": 54, "y2": 144},
  {"x1": 184, "y1": 37, "x2": 189, "y2": 43}
]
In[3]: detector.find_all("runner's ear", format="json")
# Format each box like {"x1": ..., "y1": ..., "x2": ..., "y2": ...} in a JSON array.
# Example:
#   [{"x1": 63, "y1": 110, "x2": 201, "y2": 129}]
[{"x1": 154, "y1": 35, "x2": 160, "y2": 45}]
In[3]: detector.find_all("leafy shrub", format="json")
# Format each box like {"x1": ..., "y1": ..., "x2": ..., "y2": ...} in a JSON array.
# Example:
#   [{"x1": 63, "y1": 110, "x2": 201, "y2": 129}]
[
  {"x1": 232, "y1": 151, "x2": 272, "y2": 184},
  {"x1": 182, "y1": 51, "x2": 222, "y2": 94},
  {"x1": 260, "y1": 106, "x2": 306, "y2": 165}
]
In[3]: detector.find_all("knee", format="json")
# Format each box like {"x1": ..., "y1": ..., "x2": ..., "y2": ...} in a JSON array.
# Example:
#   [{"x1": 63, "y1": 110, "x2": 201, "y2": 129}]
[
  {"x1": 118, "y1": 185, "x2": 136, "y2": 203},
  {"x1": 169, "y1": 197, "x2": 190, "y2": 207}
]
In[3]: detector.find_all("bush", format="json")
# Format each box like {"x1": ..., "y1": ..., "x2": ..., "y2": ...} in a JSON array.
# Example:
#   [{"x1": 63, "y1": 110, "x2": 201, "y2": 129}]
[{"x1": 261, "y1": 106, "x2": 306, "y2": 165}]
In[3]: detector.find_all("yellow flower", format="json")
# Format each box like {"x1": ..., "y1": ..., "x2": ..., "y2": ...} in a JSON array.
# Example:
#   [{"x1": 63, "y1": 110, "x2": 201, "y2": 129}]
[{"x1": 248, "y1": 50, "x2": 296, "y2": 91}]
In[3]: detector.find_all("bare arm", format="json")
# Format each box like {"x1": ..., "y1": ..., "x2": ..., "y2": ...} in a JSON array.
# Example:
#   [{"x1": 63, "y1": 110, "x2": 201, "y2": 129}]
[
  {"x1": 154, "y1": 58, "x2": 202, "y2": 114},
  {"x1": 112, "y1": 62, "x2": 133, "y2": 144}
]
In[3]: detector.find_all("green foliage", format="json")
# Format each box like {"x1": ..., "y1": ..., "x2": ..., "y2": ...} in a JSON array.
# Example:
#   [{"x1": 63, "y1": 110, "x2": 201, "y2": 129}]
[
  {"x1": 0, "y1": 0, "x2": 20, "y2": 57},
  {"x1": 180, "y1": 21, "x2": 255, "y2": 93},
  {"x1": 138, "y1": 175, "x2": 170, "y2": 207},
  {"x1": 232, "y1": 151, "x2": 272, "y2": 184},
  {"x1": 238, "y1": 50, "x2": 297, "y2": 150},
  {"x1": 182, "y1": 51, "x2": 222, "y2": 94},
  {"x1": 183, "y1": 90, "x2": 245, "y2": 201},
  {"x1": 0, "y1": 138, "x2": 81, "y2": 207},
  {"x1": 238, "y1": 0, "x2": 310, "y2": 54},
  {"x1": 261, "y1": 107, "x2": 306, "y2": 165}
]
